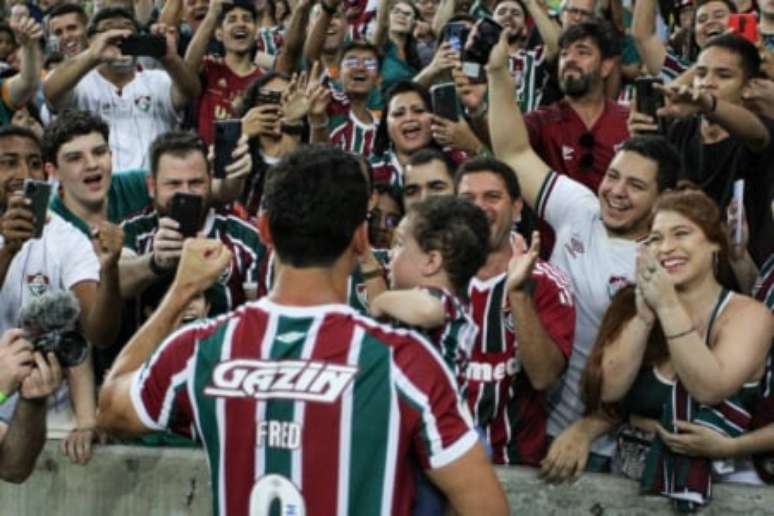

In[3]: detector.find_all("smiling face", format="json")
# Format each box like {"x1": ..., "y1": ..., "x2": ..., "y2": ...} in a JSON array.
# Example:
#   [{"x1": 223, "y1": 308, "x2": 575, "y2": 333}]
[
  {"x1": 456, "y1": 171, "x2": 520, "y2": 252},
  {"x1": 694, "y1": 0, "x2": 732, "y2": 48},
  {"x1": 694, "y1": 46, "x2": 746, "y2": 104},
  {"x1": 184, "y1": 0, "x2": 209, "y2": 29},
  {"x1": 339, "y1": 48, "x2": 380, "y2": 97},
  {"x1": 597, "y1": 150, "x2": 660, "y2": 240},
  {"x1": 386, "y1": 91, "x2": 433, "y2": 156},
  {"x1": 648, "y1": 210, "x2": 719, "y2": 288},
  {"x1": 48, "y1": 131, "x2": 112, "y2": 211},
  {"x1": 93, "y1": 15, "x2": 138, "y2": 71},
  {"x1": 218, "y1": 6, "x2": 257, "y2": 55},
  {"x1": 49, "y1": 12, "x2": 87, "y2": 58},
  {"x1": 389, "y1": 1, "x2": 416, "y2": 35},
  {"x1": 0, "y1": 135, "x2": 44, "y2": 211}
]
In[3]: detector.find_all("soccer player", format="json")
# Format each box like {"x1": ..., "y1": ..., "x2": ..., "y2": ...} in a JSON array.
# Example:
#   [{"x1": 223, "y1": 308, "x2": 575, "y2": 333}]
[{"x1": 97, "y1": 145, "x2": 509, "y2": 516}]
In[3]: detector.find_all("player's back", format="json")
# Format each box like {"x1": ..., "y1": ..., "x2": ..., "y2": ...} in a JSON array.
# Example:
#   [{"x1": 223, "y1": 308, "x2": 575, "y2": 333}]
[{"x1": 159, "y1": 297, "x2": 477, "y2": 516}]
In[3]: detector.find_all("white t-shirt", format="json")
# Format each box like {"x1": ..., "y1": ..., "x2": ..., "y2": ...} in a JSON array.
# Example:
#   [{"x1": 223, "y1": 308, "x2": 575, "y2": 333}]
[
  {"x1": 537, "y1": 171, "x2": 640, "y2": 457},
  {"x1": 67, "y1": 68, "x2": 181, "y2": 172},
  {"x1": 0, "y1": 212, "x2": 100, "y2": 435}
]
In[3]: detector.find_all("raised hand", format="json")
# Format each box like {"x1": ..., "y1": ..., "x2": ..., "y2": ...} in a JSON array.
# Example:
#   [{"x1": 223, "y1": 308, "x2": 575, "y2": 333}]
[
  {"x1": 0, "y1": 194, "x2": 36, "y2": 255},
  {"x1": 172, "y1": 238, "x2": 233, "y2": 294},
  {"x1": 282, "y1": 71, "x2": 311, "y2": 124},
  {"x1": 92, "y1": 221, "x2": 124, "y2": 270},
  {"x1": 151, "y1": 217, "x2": 185, "y2": 270},
  {"x1": 10, "y1": 15, "x2": 43, "y2": 47},
  {"x1": 506, "y1": 231, "x2": 539, "y2": 293},
  {"x1": 656, "y1": 82, "x2": 714, "y2": 119}
]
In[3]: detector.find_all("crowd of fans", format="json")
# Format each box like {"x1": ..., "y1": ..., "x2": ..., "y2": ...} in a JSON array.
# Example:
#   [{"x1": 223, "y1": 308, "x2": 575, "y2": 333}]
[{"x1": 0, "y1": 0, "x2": 772, "y2": 512}]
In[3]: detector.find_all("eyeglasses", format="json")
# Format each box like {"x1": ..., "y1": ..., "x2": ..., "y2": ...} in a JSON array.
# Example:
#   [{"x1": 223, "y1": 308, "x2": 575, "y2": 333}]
[
  {"x1": 342, "y1": 56, "x2": 379, "y2": 71},
  {"x1": 494, "y1": 7, "x2": 524, "y2": 17},
  {"x1": 368, "y1": 208, "x2": 401, "y2": 229},
  {"x1": 391, "y1": 6, "x2": 416, "y2": 19},
  {"x1": 579, "y1": 132, "x2": 594, "y2": 170}
]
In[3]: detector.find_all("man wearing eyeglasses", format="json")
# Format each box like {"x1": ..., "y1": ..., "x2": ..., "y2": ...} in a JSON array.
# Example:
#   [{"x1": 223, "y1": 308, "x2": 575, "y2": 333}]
[{"x1": 559, "y1": 0, "x2": 596, "y2": 27}]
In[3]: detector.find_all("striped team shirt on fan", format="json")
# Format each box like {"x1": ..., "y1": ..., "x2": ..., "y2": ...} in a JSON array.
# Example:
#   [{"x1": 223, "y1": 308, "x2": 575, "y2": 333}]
[
  {"x1": 421, "y1": 287, "x2": 477, "y2": 383},
  {"x1": 321, "y1": 81, "x2": 379, "y2": 158},
  {"x1": 131, "y1": 298, "x2": 478, "y2": 516},
  {"x1": 509, "y1": 46, "x2": 548, "y2": 114},
  {"x1": 255, "y1": 26, "x2": 284, "y2": 58},
  {"x1": 464, "y1": 262, "x2": 574, "y2": 466},
  {"x1": 121, "y1": 207, "x2": 266, "y2": 317}
]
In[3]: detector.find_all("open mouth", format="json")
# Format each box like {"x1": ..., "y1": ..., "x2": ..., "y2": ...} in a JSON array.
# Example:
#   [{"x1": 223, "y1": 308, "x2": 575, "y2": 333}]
[
  {"x1": 604, "y1": 197, "x2": 631, "y2": 216},
  {"x1": 83, "y1": 173, "x2": 103, "y2": 190},
  {"x1": 660, "y1": 257, "x2": 686, "y2": 273},
  {"x1": 351, "y1": 72, "x2": 369, "y2": 83},
  {"x1": 704, "y1": 26, "x2": 724, "y2": 39},
  {"x1": 400, "y1": 122, "x2": 423, "y2": 140},
  {"x1": 232, "y1": 28, "x2": 250, "y2": 41}
]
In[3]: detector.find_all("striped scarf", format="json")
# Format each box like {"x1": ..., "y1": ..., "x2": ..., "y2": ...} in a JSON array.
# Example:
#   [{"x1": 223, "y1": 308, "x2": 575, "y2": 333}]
[{"x1": 640, "y1": 381, "x2": 753, "y2": 512}]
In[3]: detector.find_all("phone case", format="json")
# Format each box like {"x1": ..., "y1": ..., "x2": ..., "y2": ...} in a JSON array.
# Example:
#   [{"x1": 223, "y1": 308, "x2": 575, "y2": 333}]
[
  {"x1": 170, "y1": 193, "x2": 203, "y2": 239},
  {"x1": 431, "y1": 83, "x2": 459, "y2": 121},
  {"x1": 213, "y1": 119, "x2": 242, "y2": 179},
  {"x1": 119, "y1": 34, "x2": 166, "y2": 59},
  {"x1": 23, "y1": 179, "x2": 51, "y2": 238}
]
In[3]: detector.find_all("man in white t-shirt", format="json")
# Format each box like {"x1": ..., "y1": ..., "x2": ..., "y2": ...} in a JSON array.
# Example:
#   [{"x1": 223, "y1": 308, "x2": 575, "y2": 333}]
[
  {"x1": 43, "y1": 7, "x2": 200, "y2": 171},
  {"x1": 486, "y1": 32, "x2": 681, "y2": 479},
  {"x1": 0, "y1": 125, "x2": 124, "y2": 465}
]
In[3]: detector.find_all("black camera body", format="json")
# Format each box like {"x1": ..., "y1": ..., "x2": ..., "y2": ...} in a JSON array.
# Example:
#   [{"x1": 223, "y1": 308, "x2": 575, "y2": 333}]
[{"x1": 31, "y1": 329, "x2": 88, "y2": 368}]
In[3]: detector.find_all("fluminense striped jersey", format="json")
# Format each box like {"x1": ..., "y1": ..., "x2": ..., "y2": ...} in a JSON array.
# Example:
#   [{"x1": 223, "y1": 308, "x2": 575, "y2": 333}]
[
  {"x1": 753, "y1": 254, "x2": 774, "y2": 311},
  {"x1": 121, "y1": 207, "x2": 266, "y2": 317},
  {"x1": 329, "y1": 110, "x2": 378, "y2": 158},
  {"x1": 259, "y1": 248, "x2": 391, "y2": 315},
  {"x1": 465, "y1": 263, "x2": 574, "y2": 466},
  {"x1": 131, "y1": 298, "x2": 478, "y2": 516},
  {"x1": 422, "y1": 287, "x2": 477, "y2": 383},
  {"x1": 255, "y1": 26, "x2": 284, "y2": 58},
  {"x1": 509, "y1": 45, "x2": 548, "y2": 114}
]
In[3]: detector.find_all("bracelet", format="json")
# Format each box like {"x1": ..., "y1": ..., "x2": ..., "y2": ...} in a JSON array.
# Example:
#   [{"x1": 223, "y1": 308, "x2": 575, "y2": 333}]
[
  {"x1": 665, "y1": 327, "x2": 694, "y2": 340},
  {"x1": 361, "y1": 268, "x2": 383, "y2": 281},
  {"x1": 0, "y1": 391, "x2": 7, "y2": 405}
]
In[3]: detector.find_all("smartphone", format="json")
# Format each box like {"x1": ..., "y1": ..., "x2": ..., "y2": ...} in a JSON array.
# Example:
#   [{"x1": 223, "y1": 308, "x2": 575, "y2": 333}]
[
  {"x1": 442, "y1": 22, "x2": 470, "y2": 54},
  {"x1": 23, "y1": 179, "x2": 51, "y2": 239},
  {"x1": 431, "y1": 82, "x2": 459, "y2": 121},
  {"x1": 119, "y1": 34, "x2": 166, "y2": 59},
  {"x1": 463, "y1": 18, "x2": 503, "y2": 66},
  {"x1": 635, "y1": 77, "x2": 665, "y2": 134},
  {"x1": 728, "y1": 13, "x2": 759, "y2": 44},
  {"x1": 255, "y1": 90, "x2": 282, "y2": 106},
  {"x1": 732, "y1": 179, "x2": 745, "y2": 246},
  {"x1": 169, "y1": 193, "x2": 203, "y2": 239},
  {"x1": 213, "y1": 119, "x2": 242, "y2": 179}
]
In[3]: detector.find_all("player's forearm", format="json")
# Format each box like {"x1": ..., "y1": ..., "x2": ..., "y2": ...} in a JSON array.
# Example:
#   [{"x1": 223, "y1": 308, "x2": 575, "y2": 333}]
[
  {"x1": 509, "y1": 291, "x2": 565, "y2": 390},
  {"x1": 371, "y1": 290, "x2": 444, "y2": 329},
  {"x1": 0, "y1": 398, "x2": 46, "y2": 483}
]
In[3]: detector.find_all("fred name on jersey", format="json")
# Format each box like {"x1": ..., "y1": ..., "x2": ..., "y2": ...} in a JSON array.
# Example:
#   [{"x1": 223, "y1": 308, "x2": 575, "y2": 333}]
[{"x1": 204, "y1": 359, "x2": 359, "y2": 403}]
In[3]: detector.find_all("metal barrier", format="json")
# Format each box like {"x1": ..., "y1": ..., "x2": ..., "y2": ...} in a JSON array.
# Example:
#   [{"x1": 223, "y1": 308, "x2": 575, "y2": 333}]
[{"x1": 1, "y1": 441, "x2": 773, "y2": 515}]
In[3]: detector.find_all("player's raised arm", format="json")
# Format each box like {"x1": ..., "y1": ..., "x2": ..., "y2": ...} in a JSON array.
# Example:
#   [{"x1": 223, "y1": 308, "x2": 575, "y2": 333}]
[{"x1": 486, "y1": 31, "x2": 551, "y2": 210}]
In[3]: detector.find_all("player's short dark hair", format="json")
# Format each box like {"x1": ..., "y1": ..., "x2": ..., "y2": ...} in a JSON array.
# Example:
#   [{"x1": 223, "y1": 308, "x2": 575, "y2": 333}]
[
  {"x1": 618, "y1": 135, "x2": 680, "y2": 192},
  {"x1": 454, "y1": 156, "x2": 521, "y2": 200},
  {"x1": 87, "y1": 7, "x2": 139, "y2": 37},
  {"x1": 42, "y1": 110, "x2": 109, "y2": 165},
  {"x1": 702, "y1": 33, "x2": 761, "y2": 79},
  {"x1": 0, "y1": 125, "x2": 41, "y2": 148},
  {"x1": 263, "y1": 145, "x2": 369, "y2": 268},
  {"x1": 558, "y1": 18, "x2": 621, "y2": 59},
  {"x1": 409, "y1": 196, "x2": 489, "y2": 297},
  {"x1": 339, "y1": 40, "x2": 381, "y2": 64},
  {"x1": 48, "y1": 3, "x2": 88, "y2": 26},
  {"x1": 149, "y1": 131, "x2": 209, "y2": 178},
  {"x1": 219, "y1": 1, "x2": 258, "y2": 25}
]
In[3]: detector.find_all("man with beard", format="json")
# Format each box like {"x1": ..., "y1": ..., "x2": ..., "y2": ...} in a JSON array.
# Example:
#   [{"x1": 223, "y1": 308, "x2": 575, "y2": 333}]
[
  {"x1": 118, "y1": 131, "x2": 266, "y2": 331},
  {"x1": 43, "y1": 7, "x2": 200, "y2": 171},
  {"x1": 524, "y1": 19, "x2": 628, "y2": 194}
]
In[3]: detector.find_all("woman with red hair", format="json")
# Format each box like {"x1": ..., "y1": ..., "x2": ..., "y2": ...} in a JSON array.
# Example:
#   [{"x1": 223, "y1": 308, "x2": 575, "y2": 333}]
[{"x1": 583, "y1": 187, "x2": 773, "y2": 511}]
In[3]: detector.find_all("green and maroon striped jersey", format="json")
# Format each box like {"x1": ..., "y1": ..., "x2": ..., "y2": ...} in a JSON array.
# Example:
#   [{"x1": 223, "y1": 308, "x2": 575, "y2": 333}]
[
  {"x1": 329, "y1": 110, "x2": 378, "y2": 158},
  {"x1": 465, "y1": 262, "x2": 575, "y2": 466},
  {"x1": 131, "y1": 299, "x2": 477, "y2": 516}
]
